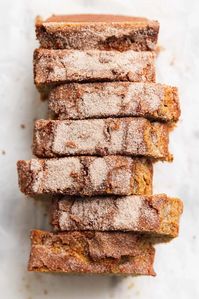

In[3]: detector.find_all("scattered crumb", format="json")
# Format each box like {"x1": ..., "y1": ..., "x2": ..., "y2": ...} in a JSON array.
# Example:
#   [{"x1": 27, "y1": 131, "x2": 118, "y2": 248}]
[
  {"x1": 20, "y1": 123, "x2": 26, "y2": 129},
  {"x1": 34, "y1": 272, "x2": 44, "y2": 281},
  {"x1": 128, "y1": 282, "x2": 134, "y2": 289},
  {"x1": 1, "y1": 150, "x2": 6, "y2": 155},
  {"x1": 193, "y1": 235, "x2": 196, "y2": 239},
  {"x1": 25, "y1": 283, "x2": 30, "y2": 289},
  {"x1": 110, "y1": 276, "x2": 121, "y2": 287},
  {"x1": 135, "y1": 290, "x2": 140, "y2": 296},
  {"x1": 43, "y1": 289, "x2": 48, "y2": 295},
  {"x1": 156, "y1": 45, "x2": 165, "y2": 55},
  {"x1": 43, "y1": 212, "x2": 48, "y2": 217},
  {"x1": 170, "y1": 56, "x2": 176, "y2": 66}
]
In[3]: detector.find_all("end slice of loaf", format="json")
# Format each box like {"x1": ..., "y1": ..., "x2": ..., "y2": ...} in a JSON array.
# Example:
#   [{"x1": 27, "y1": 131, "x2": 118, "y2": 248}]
[
  {"x1": 36, "y1": 14, "x2": 159, "y2": 51},
  {"x1": 33, "y1": 118, "x2": 172, "y2": 161},
  {"x1": 34, "y1": 49, "x2": 156, "y2": 91},
  {"x1": 51, "y1": 194, "x2": 183, "y2": 239},
  {"x1": 48, "y1": 82, "x2": 180, "y2": 123},
  {"x1": 28, "y1": 230, "x2": 156, "y2": 276},
  {"x1": 17, "y1": 156, "x2": 153, "y2": 196}
]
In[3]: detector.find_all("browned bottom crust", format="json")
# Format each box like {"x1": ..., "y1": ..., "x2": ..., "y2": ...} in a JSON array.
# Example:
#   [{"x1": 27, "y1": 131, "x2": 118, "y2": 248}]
[
  {"x1": 32, "y1": 118, "x2": 172, "y2": 161},
  {"x1": 48, "y1": 82, "x2": 180, "y2": 123},
  {"x1": 17, "y1": 156, "x2": 153, "y2": 196},
  {"x1": 51, "y1": 194, "x2": 183, "y2": 239},
  {"x1": 28, "y1": 230, "x2": 156, "y2": 276},
  {"x1": 36, "y1": 14, "x2": 159, "y2": 51}
]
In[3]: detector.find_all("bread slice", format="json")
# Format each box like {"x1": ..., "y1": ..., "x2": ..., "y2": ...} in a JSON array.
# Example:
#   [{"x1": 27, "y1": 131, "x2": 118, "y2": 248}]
[
  {"x1": 28, "y1": 230, "x2": 156, "y2": 276},
  {"x1": 17, "y1": 156, "x2": 153, "y2": 196},
  {"x1": 34, "y1": 49, "x2": 156, "y2": 91},
  {"x1": 51, "y1": 194, "x2": 183, "y2": 239},
  {"x1": 36, "y1": 14, "x2": 159, "y2": 51},
  {"x1": 48, "y1": 82, "x2": 180, "y2": 123},
  {"x1": 32, "y1": 118, "x2": 171, "y2": 161}
]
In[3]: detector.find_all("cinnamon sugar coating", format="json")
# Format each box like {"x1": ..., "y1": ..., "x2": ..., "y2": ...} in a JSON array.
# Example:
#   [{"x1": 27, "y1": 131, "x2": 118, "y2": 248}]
[
  {"x1": 28, "y1": 230, "x2": 155, "y2": 276},
  {"x1": 51, "y1": 194, "x2": 183, "y2": 239},
  {"x1": 32, "y1": 118, "x2": 171, "y2": 161},
  {"x1": 36, "y1": 14, "x2": 159, "y2": 51},
  {"x1": 17, "y1": 156, "x2": 153, "y2": 196},
  {"x1": 48, "y1": 82, "x2": 180, "y2": 123},
  {"x1": 34, "y1": 49, "x2": 156, "y2": 91}
]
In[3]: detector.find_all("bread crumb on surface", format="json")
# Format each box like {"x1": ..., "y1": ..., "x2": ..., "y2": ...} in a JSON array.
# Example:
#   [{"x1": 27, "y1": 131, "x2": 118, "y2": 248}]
[
  {"x1": 128, "y1": 282, "x2": 135, "y2": 289},
  {"x1": 156, "y1": 45, "x2": 165, "y2": 55},
  {"x1": 170, "y1": 56, "x2": 176, "y2": 66},
  {"x1": 20, "y1": 123, "x2": 26, "y2": 129}
]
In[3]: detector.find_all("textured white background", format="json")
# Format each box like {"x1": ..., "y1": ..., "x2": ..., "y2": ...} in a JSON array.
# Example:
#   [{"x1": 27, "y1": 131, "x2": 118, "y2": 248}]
[{"x1": 0, "y1": 0, "x2": 199, "y2": 298}]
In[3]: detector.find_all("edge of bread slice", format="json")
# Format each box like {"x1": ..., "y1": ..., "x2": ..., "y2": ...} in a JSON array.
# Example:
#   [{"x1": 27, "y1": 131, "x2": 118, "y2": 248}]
[
  {"x1": 51, "y1": 194, "x2": 183, "y2": 239},
  {"x1": 28, "y1": 230, "x2": 156, "y2": 276},
  {"x1": 35, "y1": 14, "x2": 159, "y2": 51}
]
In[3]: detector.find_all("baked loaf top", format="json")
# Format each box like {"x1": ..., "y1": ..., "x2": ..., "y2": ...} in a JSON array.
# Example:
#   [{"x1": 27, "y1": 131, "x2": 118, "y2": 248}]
[
  {"x1": 17, "y1": 156, "x2": 153, "y2": 196},
  {"x1": 34, "y1": 49, "x2": 156, "y2": 89},
  {"x1": 36, "y1": 14, "x2": 159, "y2": 51},
  {"x1": 28, "y1": 230, "x2": 155, "y2": 275},
  {"x1": 51, "y1": 194, "x2": 183, "y2": 239},
  {"x1": 48, "y1": 82, "x2": 180, "y2": 123},
  {"x1": 33, "y1": 118, "x2": 171, "y2": 161}
]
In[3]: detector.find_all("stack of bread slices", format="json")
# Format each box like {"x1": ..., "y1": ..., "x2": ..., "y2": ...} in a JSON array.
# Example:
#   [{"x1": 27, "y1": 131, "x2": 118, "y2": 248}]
[{"x1": 17, "y1": 14, "x2": 183, "y2": 276}]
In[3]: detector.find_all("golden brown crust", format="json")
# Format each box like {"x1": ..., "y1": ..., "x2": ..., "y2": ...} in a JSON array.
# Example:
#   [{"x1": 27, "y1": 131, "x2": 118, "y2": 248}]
[
  {"x1": 28, "y1": 230, "x2": 156, "y2": 276},
  {"x1": 32, "y1": 118, "x2": 171, "y2": 161},
  {"x1": 33, "y1": 49, "x2": 156, "y2": 91},
  {"x1": 48, "y1": 82, "x2": 180, "y2": 123},
  {"x1": 35, "y1": 14, "x2": 159, "y2": 51},
  {"x1": 17, "y1": 156, "x2": 153, "y2": 197},
  {"x1": 43, "y1": 15, "x2": 150, "y2": 23},
  {"x1": 51, "y1": 194, "x2": 183, "y2": 239}
]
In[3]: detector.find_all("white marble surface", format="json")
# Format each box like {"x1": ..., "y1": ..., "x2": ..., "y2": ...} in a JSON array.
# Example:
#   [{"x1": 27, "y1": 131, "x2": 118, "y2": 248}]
[{"x1": 0, "y1": 0, "x2": 199, "y2": 298}]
